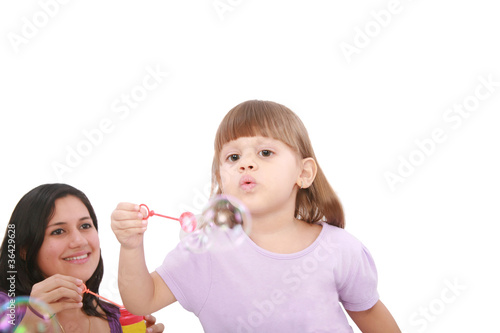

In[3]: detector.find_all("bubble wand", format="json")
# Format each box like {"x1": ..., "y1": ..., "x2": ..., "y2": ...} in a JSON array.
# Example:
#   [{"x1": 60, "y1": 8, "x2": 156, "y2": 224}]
[
  {"x1": 81, "y1": 283, "x2": 123, "y2": 308},
  {"x1": 139, "y1": 204, "x2": 196, "y2": 233}
]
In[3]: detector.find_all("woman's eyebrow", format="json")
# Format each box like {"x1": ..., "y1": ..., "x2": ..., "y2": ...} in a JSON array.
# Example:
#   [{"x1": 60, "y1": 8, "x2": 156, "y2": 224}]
[
  {"x1": 46, "y1": 221, "x2": 67, "y2": 228},
  {"x1": 46, "y1": 216, "x2": 91, "y2": 227}
]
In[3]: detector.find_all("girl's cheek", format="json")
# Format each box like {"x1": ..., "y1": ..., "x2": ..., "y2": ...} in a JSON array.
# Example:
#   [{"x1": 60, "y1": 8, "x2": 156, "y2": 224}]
[{"x1": 221, "y1": 171, "x2": 235, "y2": 187}]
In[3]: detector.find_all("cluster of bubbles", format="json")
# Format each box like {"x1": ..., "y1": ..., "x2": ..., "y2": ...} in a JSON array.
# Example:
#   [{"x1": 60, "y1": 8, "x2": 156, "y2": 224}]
[
  {"x1": 180, "y1": 195, "x2": 252, "y2": 253},
  {"x1": 0, "y1": 296, "x2": 61, "y2": 333}
]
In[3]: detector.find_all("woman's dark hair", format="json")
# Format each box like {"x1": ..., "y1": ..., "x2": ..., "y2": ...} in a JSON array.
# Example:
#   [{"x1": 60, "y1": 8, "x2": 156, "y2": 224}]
[{"x1": 0, "y1": 183, "x2": 117, "y2": 320}]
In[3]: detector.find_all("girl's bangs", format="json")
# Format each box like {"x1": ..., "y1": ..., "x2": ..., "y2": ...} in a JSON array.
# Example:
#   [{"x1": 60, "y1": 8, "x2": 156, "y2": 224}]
[{"x1": 214, "y1": 101, "x2": 302, "y2": 155}]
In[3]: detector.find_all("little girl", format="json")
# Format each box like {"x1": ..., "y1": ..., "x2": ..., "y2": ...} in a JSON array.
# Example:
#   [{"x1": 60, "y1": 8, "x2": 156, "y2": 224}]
[{"x1": 111, "y1": 100, "x2": 401, "y2": 332}]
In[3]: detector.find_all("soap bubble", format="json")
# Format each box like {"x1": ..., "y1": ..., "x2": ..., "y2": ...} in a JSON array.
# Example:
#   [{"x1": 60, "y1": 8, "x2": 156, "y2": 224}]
[
  {"x1": 201, "y1": 195, "x2": 251, "y2": 239},
  {"x1": 0, "y1": 296, "x2": 61, "y2": 333},
  {"x1": 180, "y1": 195, "x2": 251, "y2": 253},
  {"x1": 179, "y1": 211, "x2": 196, "y2": 233},
  {"x1": 178, "y1": 222, "x2": 210, "y2": 253}
]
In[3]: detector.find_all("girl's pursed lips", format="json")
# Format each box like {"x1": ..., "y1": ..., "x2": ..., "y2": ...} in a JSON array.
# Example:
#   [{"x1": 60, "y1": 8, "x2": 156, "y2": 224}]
[{"x1": 239, "y1": 175, "x2": 256, "y2": 186}]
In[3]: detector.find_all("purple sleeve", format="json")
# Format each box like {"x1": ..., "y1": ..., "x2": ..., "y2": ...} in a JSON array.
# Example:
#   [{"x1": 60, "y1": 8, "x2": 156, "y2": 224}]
[
  {"x1": 337, "y1": 240, "x2": 379, "y2": 312},
  {"x1": 155, "y1": 242, "x2": 212, "y2": 315},
  {"x1": 99, "y1": 301, "x2": 122, "y2": 333}
]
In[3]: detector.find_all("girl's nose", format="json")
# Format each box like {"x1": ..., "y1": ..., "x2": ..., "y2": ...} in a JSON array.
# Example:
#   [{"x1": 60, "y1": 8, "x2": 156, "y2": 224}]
[
  {"x1": 238, "y1": 156, "x2": 257, "y2": 172},
  {"x1": 239, "y1": 164, "x2": 254, "y2": 171}
]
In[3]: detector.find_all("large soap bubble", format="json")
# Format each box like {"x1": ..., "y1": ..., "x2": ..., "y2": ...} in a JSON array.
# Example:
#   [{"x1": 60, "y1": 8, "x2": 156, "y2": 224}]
[
  {"x1": 0, "y1": 296, "x2": 61, "y2": 333},
  {"x1": 180, "y1": 195, "x2": 251, "y2": 253}
]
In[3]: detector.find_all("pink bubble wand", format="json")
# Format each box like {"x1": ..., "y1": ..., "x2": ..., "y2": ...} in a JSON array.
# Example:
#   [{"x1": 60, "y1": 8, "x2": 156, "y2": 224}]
[
  {"x1": 81, "y1": 283, "x2": 123, "y2": 308},
  {"x1": 139, "y1": 204, "x2": 196, "y2": 233}
]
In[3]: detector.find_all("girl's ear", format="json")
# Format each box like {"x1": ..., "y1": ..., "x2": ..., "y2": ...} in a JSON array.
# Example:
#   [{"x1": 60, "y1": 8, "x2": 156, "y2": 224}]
[{"x1": 297, "y1": 157, "x2": 317, "y2": 189}]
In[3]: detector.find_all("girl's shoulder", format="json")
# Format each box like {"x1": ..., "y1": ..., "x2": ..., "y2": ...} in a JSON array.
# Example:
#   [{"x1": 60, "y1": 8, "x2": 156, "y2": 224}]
[
  {"x1": 320, "y1": 223, "x2": 378, "y2": 287},
  {"x1": 319, "y1": 223, "x2": 371, "y2": 255},
  {"x1": 320, "y1": 223, "x2": 359, "y2": 242}
]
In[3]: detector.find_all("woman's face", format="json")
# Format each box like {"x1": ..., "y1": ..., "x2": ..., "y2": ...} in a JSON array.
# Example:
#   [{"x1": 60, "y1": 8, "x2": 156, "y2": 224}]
[{"x1": 37, "y1": 195, "x2": 100, "y2": 282}]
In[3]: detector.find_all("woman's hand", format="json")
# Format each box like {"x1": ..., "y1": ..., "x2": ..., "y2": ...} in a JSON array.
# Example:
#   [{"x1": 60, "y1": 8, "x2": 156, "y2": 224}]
[
  {"x1": 145, "y1": 314, "x2": 165, "y2": 332},
  {"x1": 111, "y1": 202, "x2": 148, "y2": 250},
  {"x1": 29, "y1": 274, "x2": 84, "y2": 315}
]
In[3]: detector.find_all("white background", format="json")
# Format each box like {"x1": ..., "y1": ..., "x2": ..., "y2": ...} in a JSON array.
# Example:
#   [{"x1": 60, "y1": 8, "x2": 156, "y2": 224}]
[{"x1": 1, "y1": 0, "x2": 499, "y2": 332}]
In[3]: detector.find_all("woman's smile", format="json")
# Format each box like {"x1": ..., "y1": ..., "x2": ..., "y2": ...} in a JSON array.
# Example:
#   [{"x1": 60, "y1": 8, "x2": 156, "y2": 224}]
[{"x1": 62, "y1": 251, "x2": 91, "y2": 263}]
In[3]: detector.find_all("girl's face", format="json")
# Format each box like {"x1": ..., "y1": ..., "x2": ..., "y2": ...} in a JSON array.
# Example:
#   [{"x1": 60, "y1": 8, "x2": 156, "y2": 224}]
[
  {"x1": 219, "y1": 136, "x2": 303, "y2": 219},
  {"x1": 37, "y1": 195, "x2": 100, "y2": 282}
]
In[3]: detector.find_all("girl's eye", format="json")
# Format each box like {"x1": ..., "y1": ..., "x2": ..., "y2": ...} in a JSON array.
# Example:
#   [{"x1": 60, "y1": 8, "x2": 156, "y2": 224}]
[
  {"x1": 50, "y1": 229, "x2": 64, "y2": 236},
  {"x1": 259, "y1": 150, "x2": 273, "y2": 157},
  {"x1": 227, "y1": 154, "x2": 240, "y2": 162}
]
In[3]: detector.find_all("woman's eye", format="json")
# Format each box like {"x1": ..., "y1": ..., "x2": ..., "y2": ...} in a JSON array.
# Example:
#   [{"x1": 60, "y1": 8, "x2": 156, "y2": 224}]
[
  {"x1": 259, "y1": 150, "x2": 273, "y2": 157},
  {"x1": 81, "y1": 223, "x2": 93, "y2": 230},
  {"x1": 50, "y1": 229, "x2": 64, "y2": 236},
  {"x1": 227, "y1": 154, "x2": 240, "y2": 162}
]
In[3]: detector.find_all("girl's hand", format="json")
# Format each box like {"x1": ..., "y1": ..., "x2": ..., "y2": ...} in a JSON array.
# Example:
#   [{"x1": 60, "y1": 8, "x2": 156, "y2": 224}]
[
  {"x1": 111, "y1": 202, "x2": 148, "y2": 249},
  {"x1": 29, "y1": 274, "x2": 84, "y2": 315},
  {"x1": 145, "y1": 314, "x2": 165, "y2": 332}
]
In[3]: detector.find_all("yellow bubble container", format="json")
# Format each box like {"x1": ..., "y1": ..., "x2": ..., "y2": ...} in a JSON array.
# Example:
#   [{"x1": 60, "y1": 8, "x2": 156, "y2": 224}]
[{"x1": 119, "y1": 308, "x2": 146, "y2": 333}]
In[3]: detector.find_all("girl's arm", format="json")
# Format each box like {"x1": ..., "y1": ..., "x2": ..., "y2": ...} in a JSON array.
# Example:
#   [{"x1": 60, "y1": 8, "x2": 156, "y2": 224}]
[
  {"x1": 112, "y1": 203, "x2": 176, "y2": 315},
  {"x1": 346, "y1": 300, "x2": 401, "y2": 333}
]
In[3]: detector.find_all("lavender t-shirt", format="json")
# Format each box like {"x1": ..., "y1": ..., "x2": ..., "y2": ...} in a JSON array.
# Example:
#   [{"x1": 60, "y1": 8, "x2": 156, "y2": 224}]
[{"x1": 156, "y1": 223, "x2": 379, "y2": 333}]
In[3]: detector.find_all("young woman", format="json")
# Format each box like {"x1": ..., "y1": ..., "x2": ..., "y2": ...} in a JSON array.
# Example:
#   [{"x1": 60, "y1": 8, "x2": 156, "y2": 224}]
[{"x1": 0, "y1": 183, "x2": 164, "y2": 332}]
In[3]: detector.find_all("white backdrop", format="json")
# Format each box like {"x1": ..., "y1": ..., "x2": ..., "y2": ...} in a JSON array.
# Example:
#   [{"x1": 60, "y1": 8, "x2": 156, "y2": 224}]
[{"x1": 1, "y1": 1, "x2": 499, "y2": 332}]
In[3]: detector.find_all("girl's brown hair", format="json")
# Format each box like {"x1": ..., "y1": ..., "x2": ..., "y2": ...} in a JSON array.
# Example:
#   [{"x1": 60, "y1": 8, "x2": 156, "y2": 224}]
[{"x1": 211, "y1": 100, "x2": 344, "y2": 228}]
